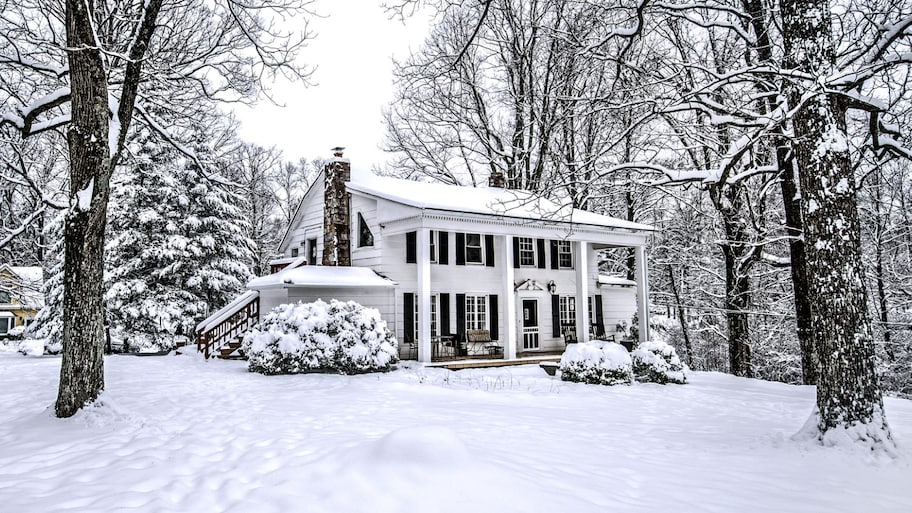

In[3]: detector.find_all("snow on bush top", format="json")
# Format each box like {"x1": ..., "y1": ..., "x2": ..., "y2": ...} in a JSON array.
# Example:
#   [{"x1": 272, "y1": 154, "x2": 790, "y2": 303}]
[
  {"x1": 243, "y1": 299, "x2": 398, "y2": 375},
  {"x1": 562, "y1": 340, "x2": 632, "y2": 370},
  {"x1": 631, "y1": 340, "x2": 686, "y2": 384},
  {"x1": 559, "y1": 341, "x2": 633, "y2": 386}
]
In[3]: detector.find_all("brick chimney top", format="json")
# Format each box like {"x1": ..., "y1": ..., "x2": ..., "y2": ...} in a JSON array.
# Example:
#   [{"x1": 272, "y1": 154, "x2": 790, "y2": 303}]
[{"x1": 331, "y1": 147, "x2": 345, "y2": 158}]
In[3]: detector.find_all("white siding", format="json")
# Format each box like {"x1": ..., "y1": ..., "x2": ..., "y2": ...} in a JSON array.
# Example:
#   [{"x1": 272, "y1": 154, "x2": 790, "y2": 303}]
[{"x1": 284, "y1": 179, "x2": 324, "y2": 261}]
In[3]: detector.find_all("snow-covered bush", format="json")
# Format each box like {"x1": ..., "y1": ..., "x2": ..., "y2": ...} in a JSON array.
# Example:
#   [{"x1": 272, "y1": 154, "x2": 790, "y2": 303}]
[
  {"x1": 243, "y1": 299, "x2": 398, "y2": 375},
  {"x1": 17, "y1": 338, "x2": 46, "y2": 356},
  {"x1": 631, "y1": 340, "x2": 687, "y2": 384},
  {"x1": 559, "y1": 341, "x2": 633, "y2": 386}
]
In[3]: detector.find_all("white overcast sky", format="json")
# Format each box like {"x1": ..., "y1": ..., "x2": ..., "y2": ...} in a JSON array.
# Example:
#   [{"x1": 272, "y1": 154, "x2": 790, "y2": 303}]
[{"x1": 232, "y1": 1, "x2": 431, "y2": 170}]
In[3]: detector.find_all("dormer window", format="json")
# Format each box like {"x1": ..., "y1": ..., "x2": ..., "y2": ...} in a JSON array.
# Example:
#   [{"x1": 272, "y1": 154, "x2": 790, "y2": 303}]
[{"x1": 358, "y1": 213, "x2": 374, "y2": 247}]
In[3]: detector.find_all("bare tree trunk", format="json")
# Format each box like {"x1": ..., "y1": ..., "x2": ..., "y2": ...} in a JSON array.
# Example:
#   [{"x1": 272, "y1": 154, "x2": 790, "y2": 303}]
[
  {"x1": 667, "y1": 264, "x2": 693, "y2": 367},
  {"x1": 781, "y1": 0, "x2": 893, "y2": 448},
  {"x1": 56, "y1": 0, "x2": 113, "y2": 418},
  {"x1": 742, "y1": 0, "x2": 816, "y2": 384},
  {"x1": 56, "y1": 0, "x2": 164, "y2": 418}
]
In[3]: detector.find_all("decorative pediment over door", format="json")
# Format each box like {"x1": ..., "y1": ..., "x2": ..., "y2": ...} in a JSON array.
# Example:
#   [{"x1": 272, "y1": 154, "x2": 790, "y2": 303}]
[{"x1": 514, "y1": 279, "x2": 547, "y2": 292}]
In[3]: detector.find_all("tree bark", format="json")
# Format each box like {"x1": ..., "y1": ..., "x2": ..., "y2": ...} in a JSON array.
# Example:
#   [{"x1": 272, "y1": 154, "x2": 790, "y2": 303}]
[
  {"x1": 56, "y1": 0, "x2": 112, "y2": 418},
  {"x1": 56, "y1": 0, "x2": 164, "y2": 418},
  {"x1": 781, "y1": 0, "x2": 893, "y2": 448}
]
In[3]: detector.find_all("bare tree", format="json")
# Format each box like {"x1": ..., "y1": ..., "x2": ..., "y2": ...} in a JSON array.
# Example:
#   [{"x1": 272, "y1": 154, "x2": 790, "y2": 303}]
[{"x1": 0, "y1": 0, "x2": 314, "y2": 417}]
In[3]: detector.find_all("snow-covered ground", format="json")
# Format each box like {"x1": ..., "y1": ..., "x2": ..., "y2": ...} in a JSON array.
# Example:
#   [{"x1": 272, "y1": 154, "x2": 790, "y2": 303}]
[{"x1": 1, "y1": 352, "x2": 910, "y2": 513}]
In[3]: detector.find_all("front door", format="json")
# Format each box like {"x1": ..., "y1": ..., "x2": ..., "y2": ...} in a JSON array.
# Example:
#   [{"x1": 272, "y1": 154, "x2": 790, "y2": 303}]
[{"x1": 522, "y1": 299, "x2": 540, "y2": 350}]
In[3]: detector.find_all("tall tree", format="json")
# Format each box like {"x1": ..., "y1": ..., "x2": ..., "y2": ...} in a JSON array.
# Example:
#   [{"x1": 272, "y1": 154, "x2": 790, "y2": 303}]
[
  {"x1": 1, "y1": 0, "x2": 313, "y2": 417},
  {"x1": 780, "y1": 0, "x2": 894, "y2": 449}
]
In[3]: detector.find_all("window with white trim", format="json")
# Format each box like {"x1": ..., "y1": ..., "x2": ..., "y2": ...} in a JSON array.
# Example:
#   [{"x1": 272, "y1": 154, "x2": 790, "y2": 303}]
[
  {"x1": 0, "y1": 317, "x2": 10, "y2": 334},
  {"x1": 518, "y1": 237, "x2": 535, "y2": 266},
  {"x1": 465, "y1": 295, "x2": 487, "y2": 330},
  {"x1": 465, "y1": 233, "x2": 483, "y2": 264},
  {"x1": 414, "y1": 294, "x2": 440, "y2": 341},
  {"x1": 557, "y1": 240, "x2": 573, "y2": 268},
  {"x1": 559, "y1": 296, "x2": 576, "y2": 327},
  {"x1": 429, "y1": 230, "x2": 437, "y2": 263}
]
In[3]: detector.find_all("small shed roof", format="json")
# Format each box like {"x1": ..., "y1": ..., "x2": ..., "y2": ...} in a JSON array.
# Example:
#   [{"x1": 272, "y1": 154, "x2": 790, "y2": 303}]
[{"x1": 248, "y1": 266, "x2": 397, "y2": 290}]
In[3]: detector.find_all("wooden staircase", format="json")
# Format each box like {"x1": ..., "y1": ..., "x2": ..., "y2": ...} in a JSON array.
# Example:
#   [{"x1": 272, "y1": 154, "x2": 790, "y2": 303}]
[{"x1": 194, "y1": 291, "x2": 260, "y2": 359}]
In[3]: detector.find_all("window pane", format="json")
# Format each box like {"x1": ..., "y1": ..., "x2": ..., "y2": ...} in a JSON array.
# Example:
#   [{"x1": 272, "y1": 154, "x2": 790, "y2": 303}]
[{"x1": 519, "y1": 237, "x2": 534, "y2": 266}]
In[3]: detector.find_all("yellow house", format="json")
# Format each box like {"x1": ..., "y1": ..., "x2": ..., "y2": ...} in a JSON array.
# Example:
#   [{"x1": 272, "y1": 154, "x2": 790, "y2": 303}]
[{"x1": 0, "y1": 264, "x2": 44, "y2": 336}]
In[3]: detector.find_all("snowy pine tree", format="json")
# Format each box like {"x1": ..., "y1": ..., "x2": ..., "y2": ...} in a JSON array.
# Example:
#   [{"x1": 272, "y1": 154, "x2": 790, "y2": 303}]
[{"x1": 105, "y1": 133, "x2": 253, "y2": 350}]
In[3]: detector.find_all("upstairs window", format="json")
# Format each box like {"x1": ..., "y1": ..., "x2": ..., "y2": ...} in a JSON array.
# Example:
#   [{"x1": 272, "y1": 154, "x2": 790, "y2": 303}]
[
  {"x1": 0, "y1": 290, "x2": 10, "y2": 303},
  {"x1": 429, "y1": 230, "x2": 437, "y2": 263},
  {"x1": 518, "y1": 237, "x2": 535, "y2": 266},
  {"x1": 358, "y1": 213, "x2": 374, "y2": 247},
  {"x1": 557, "y1": 241, "x2": 573, "y2": 268},
  {"x1": 291, "y1": 248, "x2": 299, "y2": 257},
  {"x1": 465, "y1": 233, "x2": 483, "y2": 264}
]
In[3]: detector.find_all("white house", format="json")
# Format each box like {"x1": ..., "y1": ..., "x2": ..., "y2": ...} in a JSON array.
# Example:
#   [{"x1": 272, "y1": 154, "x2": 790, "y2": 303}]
[{"x1": 195, "y1": 150, "x2": 654, "y2": 362}]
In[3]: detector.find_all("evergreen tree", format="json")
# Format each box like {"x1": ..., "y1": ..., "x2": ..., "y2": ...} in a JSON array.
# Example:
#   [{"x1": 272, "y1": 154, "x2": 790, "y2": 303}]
[{"x1": 105, "y1": 131, "x2": 253, "y2": 350}]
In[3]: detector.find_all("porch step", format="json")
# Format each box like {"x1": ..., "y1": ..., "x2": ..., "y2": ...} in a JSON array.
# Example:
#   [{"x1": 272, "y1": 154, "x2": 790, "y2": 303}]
[
  {"x1": 429, "y1": 356, "x2": 560, "y2": 371},
  {"x1": 217, "y1": 340, "x2": 244, "y2": 359}
]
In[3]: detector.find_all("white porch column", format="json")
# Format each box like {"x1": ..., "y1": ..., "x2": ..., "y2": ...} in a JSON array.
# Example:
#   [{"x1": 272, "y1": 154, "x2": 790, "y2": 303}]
[
  {"x1": 634, "y1": 244, "x2": 650, "y2": 343},
  {"x1": 501, "y1": 235, "x2": 517, "y2": 359},
  {"x1": 575, "y1": 240, "x2": 590, "y2": 344},
  {"x1": 417, "y1": 228, "x2": 432, "y2": 362}
]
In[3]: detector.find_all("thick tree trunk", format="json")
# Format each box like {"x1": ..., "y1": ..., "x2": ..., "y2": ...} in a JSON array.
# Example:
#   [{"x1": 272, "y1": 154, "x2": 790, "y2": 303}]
[
  {"x1": 724, "y1": 256, "x2": 753, "y2": 378},
  {"x1": 781, "y1": 0, "x2": 893, "y2": 449},
  {"x1": 56, "y1": 0, "x2": 112, "y2": 417}
]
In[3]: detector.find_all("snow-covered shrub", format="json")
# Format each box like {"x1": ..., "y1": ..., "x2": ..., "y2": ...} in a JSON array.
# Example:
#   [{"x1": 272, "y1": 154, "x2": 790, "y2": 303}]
[
  {"x1": 559, "y1": 341, "x2": 633, "y2": 386},
  {"x1": 17, "y1": 338, "x2": 46, "y2": 356},
  {"x1": 243, "y1": 299, "x2": 398, "y2": 375},
  {"x1": 631, "y1": 340, "x2": 687, "y2": 384}
]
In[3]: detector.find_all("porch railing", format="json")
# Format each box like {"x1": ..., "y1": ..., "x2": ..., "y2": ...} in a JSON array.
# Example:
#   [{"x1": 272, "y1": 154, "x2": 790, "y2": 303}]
[{"x1": 194, "y1": 291, "x2": 260, "y2": 359}]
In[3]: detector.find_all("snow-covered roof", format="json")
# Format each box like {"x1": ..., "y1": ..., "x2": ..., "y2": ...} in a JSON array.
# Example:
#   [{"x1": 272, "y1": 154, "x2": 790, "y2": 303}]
[
  {"x1": 345, "y1": 175, "x2": 654, "y2": 232},
  {"x1": 248, "y1": 266, "x2": 397, "y2": 290},
  {"x1": 0, "y1": 265, "x2": 44, "y2": 308},
  {"x1": 597, "y1": 274, "x2": 637, "y2": 287}
]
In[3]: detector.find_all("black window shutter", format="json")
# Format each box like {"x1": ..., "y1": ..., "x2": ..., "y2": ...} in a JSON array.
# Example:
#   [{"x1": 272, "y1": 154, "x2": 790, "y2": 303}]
[
  {"x1": 440, "y1": 293, "x2": 450, "y2": 334},
  {"x1": 406, "y1": 231, "x2": 417, "y2": 263},
  {"x1": 595, "y1": 294, "x2": 605, "y2": 336},
  {"x1": 512, "y1": 237, "x2": 520, "y2": 268},
  {"x1": 484, "y1": 234, "x2": 495, "y2": 267},
  {"x1": 489, "y1": 294, "x2": 499, "y2": 340},
  {"x1": 456, "y1": 294, "x2": 466, "y2": 339},
  {"x1": 438, "y1": 231, "x2": 449, "y2": 265},
  {"x1": 551, "y1": 294, "x2": 561, "y2": 337},
  {"x1": 536, "y1": 239, "x2": 546, "y2": 269},
  {"x1": 403, "y1": 293, "x2": 415, "y2": 342},
  {"x1": 550, "y1": 240, "x2": 559, "y2": 270},
  {"x1": 455, "y1": 233, "x2": 466, "y2": 266}
]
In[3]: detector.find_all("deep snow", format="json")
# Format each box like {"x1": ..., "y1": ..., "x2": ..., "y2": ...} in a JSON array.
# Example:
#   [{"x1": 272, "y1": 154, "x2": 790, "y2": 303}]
[{"x1": 1, "y1": 351, "x2": 910, "y2": 513}]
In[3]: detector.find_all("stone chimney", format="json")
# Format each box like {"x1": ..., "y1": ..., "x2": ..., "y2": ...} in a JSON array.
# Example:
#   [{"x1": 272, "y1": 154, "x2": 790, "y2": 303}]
[
  {"x1": 322, "y1": 147, "x2": 351, "y2": 266},
  {"x1": 488, "y1": 170, "x2": 506, "y2": 188}
]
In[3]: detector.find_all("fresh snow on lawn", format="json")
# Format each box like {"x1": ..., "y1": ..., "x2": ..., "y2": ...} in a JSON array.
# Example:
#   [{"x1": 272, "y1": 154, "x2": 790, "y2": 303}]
[{"x1": 1, "y1": 352, "x2": 910, "y2": 513}]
